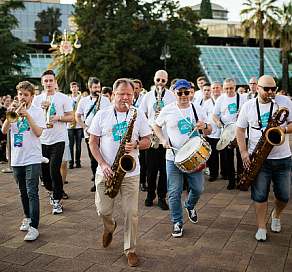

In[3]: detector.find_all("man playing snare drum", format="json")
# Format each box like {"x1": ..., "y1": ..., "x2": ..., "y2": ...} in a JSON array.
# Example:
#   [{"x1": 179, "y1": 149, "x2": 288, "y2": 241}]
[{"x1": 153, "y1": 79, "x2": 211, "y2": 237}]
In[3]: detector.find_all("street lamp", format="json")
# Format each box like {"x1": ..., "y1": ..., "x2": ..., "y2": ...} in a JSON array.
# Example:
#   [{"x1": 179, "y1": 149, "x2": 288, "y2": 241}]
[
  {"x1": 160, "y1": 44, "x2": 171, "y2": 71},
  {"x1": 50, "y1": 29, "x2": 81, "y2": 94}
]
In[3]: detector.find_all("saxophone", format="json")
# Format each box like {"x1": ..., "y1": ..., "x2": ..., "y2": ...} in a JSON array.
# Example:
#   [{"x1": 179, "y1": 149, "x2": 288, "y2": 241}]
[
  {"x1": 70, "y1": 91, "x2": 82, "y2": 129},
  {"x1": 44, "y1": 90, "x2": 53, "y2": 128},
  {"x1": 238, "y1": 98, "x2": 289, "y2": 190},
  {"x1": 151, "y1": 86, "x2": 162, "y2": 149},
  {"x1": 104, "y1": 103, "x2": 137, "y2": 198},
  {"x1": 94, "y1": 93, "x2": 102, "y2": 116}
]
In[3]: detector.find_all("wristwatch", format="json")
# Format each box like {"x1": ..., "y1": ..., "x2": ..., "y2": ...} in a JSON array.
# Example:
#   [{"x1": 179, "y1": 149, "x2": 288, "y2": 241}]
[
  {"x1": 59, "y1": 116, "x2": 62, "y2": 122},
  {"x1": 205, "y1": 123, "x2": 208, "y2": 129},
  {"x1": 135, "y1": 140, "x2": 140, "y2": 149}
]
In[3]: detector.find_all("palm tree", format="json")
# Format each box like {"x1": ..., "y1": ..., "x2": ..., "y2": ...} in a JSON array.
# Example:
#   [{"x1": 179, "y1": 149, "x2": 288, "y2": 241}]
[
  {"x1": 275, "y1": 2, "x2": 292, "y2": 93},
  {"x1": 240, "y1": 0, "x2": 280, "y2": 77}
]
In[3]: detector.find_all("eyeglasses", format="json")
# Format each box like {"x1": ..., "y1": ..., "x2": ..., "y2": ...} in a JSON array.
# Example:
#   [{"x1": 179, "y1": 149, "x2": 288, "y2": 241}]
[
  {"x1": 177, "y1": 90, "x2": 190, "y2": 96},
  {"x1": 258, "y1": 85, "x2": 278, "y2": 92},
  {"x1": 249, "y1": 82, "x2": 257, "y2": 85},
  {"x1": 156, "y1": 78, "x2": 166, "y2": 83}
]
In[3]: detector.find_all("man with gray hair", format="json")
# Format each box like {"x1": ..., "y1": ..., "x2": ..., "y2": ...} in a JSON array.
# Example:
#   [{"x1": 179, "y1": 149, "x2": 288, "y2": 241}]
[
  {"x1": 213, "y1": 78, "x2": 247, "y2": 189},
  {"x1": 89, "y1": 78, "x2": 151, "y2": 267},
  {"x1": 76, "y1": 77, "x2": 111, "y2": 191}
]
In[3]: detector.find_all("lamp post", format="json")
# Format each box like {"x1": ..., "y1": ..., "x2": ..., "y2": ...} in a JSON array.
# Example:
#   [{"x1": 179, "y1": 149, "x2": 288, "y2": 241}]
[
  {"x1": 50, "y1": 29, "x2": 81, "y2": 94},
  {"x1": 160, "y1": 44, "x2": 171, "y2": 71}
]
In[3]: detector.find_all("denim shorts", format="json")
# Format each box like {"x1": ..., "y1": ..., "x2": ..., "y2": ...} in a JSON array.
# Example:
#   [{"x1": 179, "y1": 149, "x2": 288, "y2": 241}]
[{"x1": 251, "y1": 157, "x2": 291, "y2": 203}]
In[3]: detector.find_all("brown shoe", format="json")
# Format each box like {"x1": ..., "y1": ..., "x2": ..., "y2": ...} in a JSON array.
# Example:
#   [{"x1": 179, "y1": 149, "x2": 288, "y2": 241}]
[
  {"x1": 126, "y1": 252, "x2": 139, "y2": 267},
  {"x1": 102, "y1": 221, "x2": 117, "y2": 248}
]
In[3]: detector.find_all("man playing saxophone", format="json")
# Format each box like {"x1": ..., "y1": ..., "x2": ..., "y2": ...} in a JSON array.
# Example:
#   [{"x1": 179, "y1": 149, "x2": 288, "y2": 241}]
[
  {"x1": 237, "y1": 75, "x2": 292, "y2": 242},
  {"x1": 88, "y1": 78, "x2": 151, "y2": 267}
]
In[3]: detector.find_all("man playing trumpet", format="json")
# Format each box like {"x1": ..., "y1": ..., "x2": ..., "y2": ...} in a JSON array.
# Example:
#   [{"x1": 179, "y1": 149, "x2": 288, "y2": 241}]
[
  {"x1": 2, "y1": 81, "x2": 46, "y2": 241},
  {"x1": 32, "y1": 70, "x2": 73, "y2": 214}
]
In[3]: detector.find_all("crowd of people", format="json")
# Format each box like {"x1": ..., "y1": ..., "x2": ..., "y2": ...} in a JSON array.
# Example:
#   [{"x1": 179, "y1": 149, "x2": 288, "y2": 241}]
[{"x1": 1, "y1": 69, "x2": 292, "y2": 267}]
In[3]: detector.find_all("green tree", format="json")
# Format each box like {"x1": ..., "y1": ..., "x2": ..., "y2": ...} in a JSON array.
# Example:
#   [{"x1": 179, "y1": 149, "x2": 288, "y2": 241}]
[
  {"x1": 274, "y1": 2, "x2": 292, "y2": 93},
  {"x1": 200, "y1": 0, "x2": 213, "y2": 19},
  {"x1": 35, "y1": 7, "x2": 62, "y2": 42},
  {"x1": 240, "y1": 0, "x2": 279, "y2": 77},
  {"x1": 0, "y1": 0, "x2": 31, "y2": 95},
  {"x1": 72, "y1": 0, "x2": 207, "y2": 89}
]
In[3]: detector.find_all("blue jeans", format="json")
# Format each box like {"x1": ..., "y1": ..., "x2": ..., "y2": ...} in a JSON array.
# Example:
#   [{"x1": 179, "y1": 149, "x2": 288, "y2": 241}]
[
  {"x1": 251, "y1": 157, "x2": 292, "y2": 203},
  {"x1": 13, "y1": 164, "x2": 41, "y2": 229},
  {"x1": 166, "y1": 160, "x2": 204, "y2": 225}
]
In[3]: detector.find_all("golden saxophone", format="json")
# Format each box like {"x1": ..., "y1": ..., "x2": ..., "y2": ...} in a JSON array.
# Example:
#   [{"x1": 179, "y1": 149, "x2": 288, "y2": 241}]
[
  {"x1": 43, "y1": 90, "x2": 53, "y2": 128},
  {"x1": 151, "y1": 86, "x2": 162, "y2": 149},
  {"x1": 238, "y1": 98, "x2": 289, "y2": 190},
  {"x1": 104, "y1": 104, "x2": 137, "y2": 198},
  {"x1": 94, "y1": 93, "x2": 101, "y2": 116},
  {"x1": 70, "y1": 91, "x2": 82, "y2": 129}
]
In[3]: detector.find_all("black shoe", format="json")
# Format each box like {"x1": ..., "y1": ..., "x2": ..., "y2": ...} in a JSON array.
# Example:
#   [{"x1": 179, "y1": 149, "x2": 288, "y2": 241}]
[
  {"x1": 90, "y1": 185, "x2": 96, "y2": 192},
  {"x1": 140, "y1": 183, "x2": 147, "y2": 192},
  {"x1": 64, "y1": 180, "x2": 69, "y2": 184},
  {"x1": 158, "y1": 198, "x2": 169, "y2": 210},
  {"x1": 68, "y1": 164, "x2": 74, "y2": 169},
  {"x1": 172, "y1": 222, "x2": 183, "y2": 237},
  {"x1": 145, "y1": 197, "x2": 153, "y2": 207},
  {"x1": 76, "y1": 164, "x2": 81, "y2": 168},
  {"x1": 63, "y1": 190, "x2": 69, "y2": 199},
  {"x1": 91, "y1": 176, "x2": 95, "y2": 181},
  {"x1": 227, "y1": 181, "x2": 236, "y2": 190},
  {"x1": 208, "y1": 176, "x2": 217, "y2": 182},
  {"x1": 185, "y1": 207, "x2": 198, "y2": 223}
]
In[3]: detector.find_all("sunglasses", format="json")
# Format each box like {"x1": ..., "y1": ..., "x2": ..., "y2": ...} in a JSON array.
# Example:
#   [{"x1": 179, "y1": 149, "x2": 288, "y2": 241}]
[
  {"x1": 156, "y1": 78, "x2": 166, "y2": 83},
  {"x1": 258, "y1": 85, "x2": 278, "y2": 92},
  {"x1": 177, "y1": 90, "x2": 190, "y2": 96}
]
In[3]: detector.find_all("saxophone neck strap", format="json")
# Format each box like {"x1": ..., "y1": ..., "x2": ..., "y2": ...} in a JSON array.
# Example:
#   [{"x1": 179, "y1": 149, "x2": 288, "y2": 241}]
[
  {"x1": 253, "y1": 98, "x2": 274, "y2": 132},
  {"x1": 85, "y1": 96, "x2": 99, "y2": 119},
  {"x1": 155, "y1": 89, "x2": 166, "y2": 99}
]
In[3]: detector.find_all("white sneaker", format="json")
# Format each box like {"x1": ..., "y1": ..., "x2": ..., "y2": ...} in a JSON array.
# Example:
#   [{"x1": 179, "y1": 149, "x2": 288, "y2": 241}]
[
  {"x1": 271, "y1": 211, "x2": 281, "y2": 233},
  {"x1": 20, "y1": 218, "x2": 31, "y2": 231},
  {"x1": 255, "y1": 229, "x2": 266, "y2": 241},
  {"x1": 24, "y1": 226, "x2": 39, "y2": 241},
  {"x1": 52, "y1": 200, "x2": 63, "y2": 214},
  {"x1": 205, "y1": 167, "x2": 210, "y2": 176}
]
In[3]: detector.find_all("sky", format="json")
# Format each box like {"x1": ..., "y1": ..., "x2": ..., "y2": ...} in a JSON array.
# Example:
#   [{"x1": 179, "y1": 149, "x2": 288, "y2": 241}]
[{"x1": 60, "y1": 0, "x2": 289, "y2": 22}]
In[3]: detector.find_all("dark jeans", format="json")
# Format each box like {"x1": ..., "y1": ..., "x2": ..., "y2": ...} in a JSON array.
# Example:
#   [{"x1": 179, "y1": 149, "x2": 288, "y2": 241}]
[
  {"x1": 42, "y1": 142, "x2": 65, "y2": 200},
  {"x1": 85, "y1": 138, "x2": 98, "y2": 178},
  {"x1": 139, "y1": 149, "x2": 146, "y2": 185},
  {"x1": 68, "y1": 128, "x2": 83, "y2": 166},
  {"x1": 145, "y1": 145, "x2": 167, "y2": 199},
  {"x1": 206, "y1": 137, "x2": 220, "y2": 178},
  {"x1": 13, "y1": 164, "x2": 41, "y2": 229}
]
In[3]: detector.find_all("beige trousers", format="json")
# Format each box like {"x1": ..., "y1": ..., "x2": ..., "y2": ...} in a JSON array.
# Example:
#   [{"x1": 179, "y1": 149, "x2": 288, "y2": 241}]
[{"x1": 95, "y1": 174, "x2": 139, "y2": 254}]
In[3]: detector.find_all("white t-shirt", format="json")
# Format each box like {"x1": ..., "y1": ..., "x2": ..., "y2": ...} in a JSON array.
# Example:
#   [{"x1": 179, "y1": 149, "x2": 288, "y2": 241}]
[
  {"x1": 32, "y1": 91, "x2": 73, "y2": 145},
  {"x1": 67, "y1": 94, "x2": 83, "y2": 129},
  {"x1": 155, "y1": 102, "x2": 209, "y2": 161},
  {"x1": 132, "y1": 93, "x2": 144, "y2": 108},
  {"x1": 213, "y1": 93, "x2": 247, "y2": 126},
  {"x1": 10, "y1": 106, "x2": 46, "y2": 166},
  {"x1": 237, "y1": 95, "x2": 292, "y2": 159},
  {"x1": 76, "y1": 95, "x2": 111, "y2": 138},
  {"x1": 194, "y1": 90, "x2": 203, "y2": 102},
  {"x1": 243, "y1": 92, "x2": 258, "y2": 100},
  {"x1": 203, "y1": 97, "x2": 221, "y2": 139},
  {"x1": 88, "y1": 105, "x2": 151, "y2": 177}
]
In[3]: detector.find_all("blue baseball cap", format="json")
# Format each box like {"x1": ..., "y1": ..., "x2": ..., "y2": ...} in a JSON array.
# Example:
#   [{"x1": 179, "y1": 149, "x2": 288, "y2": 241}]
[{"x1": 173, "y1": 79, "x2": 191, "y2": 90}]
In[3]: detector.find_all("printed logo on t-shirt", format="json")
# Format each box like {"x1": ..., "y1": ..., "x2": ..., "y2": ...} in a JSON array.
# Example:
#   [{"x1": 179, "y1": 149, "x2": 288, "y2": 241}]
[
  {"x1": 73, "y1": 101, "x2": 77, "y2": 111},
  {"x1": 153, "y1": 100, "x2": 165, "y2": 112},
  {"x1": 112, "y1": 121, "x2": 127, "y2": 141},
  {"x1": 177, "y1": 117, "x2": 198, "y2": 138},
  {"x1": 17, "y1": 118, "x2": 30, "y2": 133},
  {"x1": 260, "y1": 112, "x2": 270, "y2": 128},
  {"x1": 228, "y1": 103, "x2": 237, "y2": 114},
  {"x1": 50, "y1": 103, "x2": 56, "y2": 116}
]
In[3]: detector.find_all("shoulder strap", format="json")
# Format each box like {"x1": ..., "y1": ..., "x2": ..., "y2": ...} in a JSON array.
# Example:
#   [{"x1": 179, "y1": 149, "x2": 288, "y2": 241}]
[{"x1": 85, "y1": 97, "x2": 98, "y2": 119}]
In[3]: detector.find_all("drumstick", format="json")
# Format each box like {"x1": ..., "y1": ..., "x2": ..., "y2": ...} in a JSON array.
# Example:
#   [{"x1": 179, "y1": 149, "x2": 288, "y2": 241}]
[
  {"x1": 182, "y1": 117, "x2": 205, "y2": 146},
  {"x1": 230, "y1": 112, "x2": 239, "y2": 122},
  {"x1": 169, "y1": 147, "x2": 179, "y2": 151}
]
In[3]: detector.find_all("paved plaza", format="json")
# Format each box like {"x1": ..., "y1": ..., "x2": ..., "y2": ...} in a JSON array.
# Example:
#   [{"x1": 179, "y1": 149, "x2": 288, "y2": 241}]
[{"x1": 0, "y1": 142, "x2": 292, "y2": 272}]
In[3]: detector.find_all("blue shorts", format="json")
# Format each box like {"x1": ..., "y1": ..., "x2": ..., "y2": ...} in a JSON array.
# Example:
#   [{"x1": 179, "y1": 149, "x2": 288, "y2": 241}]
[{"x1": 251, "y1": 157, "x2": 291, "y2": 203}]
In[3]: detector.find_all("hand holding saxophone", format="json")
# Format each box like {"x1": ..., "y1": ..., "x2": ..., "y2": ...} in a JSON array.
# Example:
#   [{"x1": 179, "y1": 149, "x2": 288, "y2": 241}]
[
  {"x1": 100, "y1": 162, "x2": 114, "y2": 180},
  {"x1": 124, "y1": 140, "x2": 136, "y2": 153},
  {"x1": 241, "y1": 150, "x2": 251, "y2": 168},
  {"x1": 40, "y1": 100, "x2": 50, "y2": 110}
]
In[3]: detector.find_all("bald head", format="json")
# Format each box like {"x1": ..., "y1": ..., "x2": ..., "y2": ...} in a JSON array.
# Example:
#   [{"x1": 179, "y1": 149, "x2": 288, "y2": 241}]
[
  {"x1": 258, "y1": 75, "x2": 276, "y2": 87},
  {"x1": 154, "y1": 70, "x2": 168, "y2": 89},
  {"x1": 249, "y1": 77, "x2": 258, "y2": 93}
]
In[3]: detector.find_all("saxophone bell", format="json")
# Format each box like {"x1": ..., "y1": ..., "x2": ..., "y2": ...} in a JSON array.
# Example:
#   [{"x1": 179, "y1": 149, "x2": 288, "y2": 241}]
[{"x1": 266, "y1": 127, "x2": 285, "y2": 146}]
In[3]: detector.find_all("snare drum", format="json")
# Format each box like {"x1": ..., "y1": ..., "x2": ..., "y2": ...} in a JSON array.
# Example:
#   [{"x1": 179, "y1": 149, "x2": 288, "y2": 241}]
[
  {"x1": 216, "y1": 123, "x2": 237, "y2": 151},
  {"x1": 174, "y1": 136, "x2": 212, "y2": 173}
]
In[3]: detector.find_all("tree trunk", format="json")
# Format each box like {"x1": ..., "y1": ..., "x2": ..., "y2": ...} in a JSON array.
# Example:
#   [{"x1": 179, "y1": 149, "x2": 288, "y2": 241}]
[
  {"x1": 282, "y1": 49, "x2": 289, "y2": 94},
  {"x1": 259, "y1": 27, "x2": 264, "y2": 77}
]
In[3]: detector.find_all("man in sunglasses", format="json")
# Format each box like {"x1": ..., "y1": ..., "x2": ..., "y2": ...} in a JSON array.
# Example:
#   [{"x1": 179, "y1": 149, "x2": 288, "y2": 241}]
[
  {"x1": 153, "y1": 79, "x2": 211, "y2": 237},
  {"x1": 237, "y1": 75, "x2": 292, "y2": 242},
  {"x1": 140, "y1": 70, "x2": 176, "y2": 210},
  {"x1": 244, "y1": 77, "x2": 258, "y2": 100},
  {"x1": 213, "y1": 78, "x2": 247, "y2": 190}
]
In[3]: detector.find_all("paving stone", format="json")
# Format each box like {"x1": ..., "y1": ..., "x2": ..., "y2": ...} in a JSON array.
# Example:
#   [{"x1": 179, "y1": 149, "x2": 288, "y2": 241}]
[
  {"x1": 2, "y1": 249, "x2": 40, "y2": 265},
  {"x1": 42, "y1": 257, "x2": 93, "y2": 272},
  {"x1": 247, "y1": 254, "x2": 285, "y2": 272}
]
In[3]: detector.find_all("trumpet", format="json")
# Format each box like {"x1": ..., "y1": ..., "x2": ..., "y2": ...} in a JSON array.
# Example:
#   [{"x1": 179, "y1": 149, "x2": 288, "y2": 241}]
[
  {"x1": 44, "y1": 90, "x2": 53, "y2": 128},
  {"x1": 6, "y1": 101, "x2": 26, "y2": 123}
]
